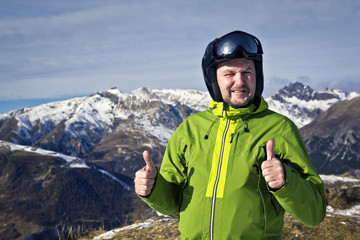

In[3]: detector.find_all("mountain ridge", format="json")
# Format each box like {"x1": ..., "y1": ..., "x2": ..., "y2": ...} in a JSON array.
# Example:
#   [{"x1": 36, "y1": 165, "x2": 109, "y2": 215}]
[{"x1": 1, "y1": 82, "x2": 358, "y2": 156}]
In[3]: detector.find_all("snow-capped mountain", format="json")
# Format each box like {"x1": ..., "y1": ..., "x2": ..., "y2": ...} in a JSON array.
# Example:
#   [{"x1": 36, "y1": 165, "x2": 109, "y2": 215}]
[
  {"x1": 0, "y1": 87, "x2": 210, "y2": 158},
  {"x1": 266, "y1": 82, "x2": 360, "y2": 127}
]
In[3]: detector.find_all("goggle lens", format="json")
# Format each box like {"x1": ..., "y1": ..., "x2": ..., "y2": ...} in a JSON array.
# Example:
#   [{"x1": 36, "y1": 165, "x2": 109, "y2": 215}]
[{"x1": 214, "y1": 31, "x2": 262, "y2": 60}]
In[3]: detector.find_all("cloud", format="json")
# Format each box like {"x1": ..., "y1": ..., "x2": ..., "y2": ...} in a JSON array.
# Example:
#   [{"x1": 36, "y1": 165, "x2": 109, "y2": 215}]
[
  {"x1": 0, "y1": 0, "x2": 359, "y2": 102},
  {"x1": 313, "y1": 78, "x2": 360, "y2": 93}
]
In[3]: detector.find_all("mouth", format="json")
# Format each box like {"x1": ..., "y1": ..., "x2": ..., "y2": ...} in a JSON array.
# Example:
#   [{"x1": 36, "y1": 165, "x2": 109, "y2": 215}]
[{"x1": 232, "y1": 89, "x2": 248, "y2": 93}]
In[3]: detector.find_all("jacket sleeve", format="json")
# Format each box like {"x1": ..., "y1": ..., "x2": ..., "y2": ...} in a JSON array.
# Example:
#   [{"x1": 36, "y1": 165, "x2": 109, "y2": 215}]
[
  {"x1": 272, "y1": 120, "x2": 326, "y2": 226},
  {"x1": 139, "y1": 124, "x2": 187, "y2": 215}
]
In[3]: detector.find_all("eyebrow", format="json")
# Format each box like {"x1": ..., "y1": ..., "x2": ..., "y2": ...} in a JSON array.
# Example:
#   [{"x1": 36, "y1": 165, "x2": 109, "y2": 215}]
[{"x1": 221, "y1": 66, "x2": 254, "y2": 72}]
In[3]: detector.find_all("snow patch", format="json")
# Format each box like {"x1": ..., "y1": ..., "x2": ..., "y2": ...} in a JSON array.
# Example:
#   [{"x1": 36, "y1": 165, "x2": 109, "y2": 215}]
[
  {"x1": 0, "y1": 140, "x2": 131, "y2": 190},
  {"x1": 320, "y1": 175, "x2": 360, "y2": 184},
  {"x1": 326, "y1": 205, "x2": 360, "y2": 218},
  {"x1": 98, "y1": 169, "x2": 131, "y2": 191},
  {"x1": 131, "y1": 87, "x2": 210, "y2": 112},
  {"x1": 93, "y1": 217, "x2": 173, "y2": 240}
]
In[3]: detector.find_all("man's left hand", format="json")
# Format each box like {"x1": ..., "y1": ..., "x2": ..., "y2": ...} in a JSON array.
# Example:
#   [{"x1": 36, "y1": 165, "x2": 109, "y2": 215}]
[{"x1": 261, "y1": 140, "x2": 285, "y2": 190}]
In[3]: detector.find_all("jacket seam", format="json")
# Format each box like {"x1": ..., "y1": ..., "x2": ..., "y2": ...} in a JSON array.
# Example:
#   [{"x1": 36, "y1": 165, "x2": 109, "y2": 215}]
[
  {"x1": 277, "y1": 120, "x2": 290, "y2": 150},
  {"x1": 210, "y1": 118, "x2": 230, "y2": 240}
]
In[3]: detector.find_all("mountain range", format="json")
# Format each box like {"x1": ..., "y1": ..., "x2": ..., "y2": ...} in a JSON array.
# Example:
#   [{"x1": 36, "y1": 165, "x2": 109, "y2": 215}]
[{"x1": 0, "y1": 82, "x2": 359, "y2": 239}]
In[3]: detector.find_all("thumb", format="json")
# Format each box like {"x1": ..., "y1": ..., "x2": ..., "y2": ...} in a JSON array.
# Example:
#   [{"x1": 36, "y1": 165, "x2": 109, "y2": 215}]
[
  {"x1": 143, "y1": 150, "x2": 156, "y2": 173},
  {"x1": 266, "y1": 140, "x2": 274, "y2": 160}
]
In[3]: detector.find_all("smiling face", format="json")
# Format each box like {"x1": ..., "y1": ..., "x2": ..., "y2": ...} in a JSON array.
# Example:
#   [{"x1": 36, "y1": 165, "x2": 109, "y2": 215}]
[{"x1": 216, "y1": 58, "x2": 256, "y2": 108}]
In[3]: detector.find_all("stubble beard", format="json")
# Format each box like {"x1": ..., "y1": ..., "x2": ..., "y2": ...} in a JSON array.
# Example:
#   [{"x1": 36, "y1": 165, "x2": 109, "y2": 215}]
[{"x1": 225, "y1": 92, "x2": 254, "y2": 108}]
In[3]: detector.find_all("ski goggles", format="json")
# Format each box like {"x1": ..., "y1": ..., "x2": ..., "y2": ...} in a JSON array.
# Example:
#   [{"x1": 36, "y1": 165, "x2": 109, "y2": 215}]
[{"x1": 212, "y1": 31, "x2": 263, "y2": 62}]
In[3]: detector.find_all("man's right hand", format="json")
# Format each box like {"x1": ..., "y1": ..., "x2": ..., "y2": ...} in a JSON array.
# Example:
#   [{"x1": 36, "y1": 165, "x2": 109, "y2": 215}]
[{"x1": 134, "y1": 150, "x2": 157, "y2": 197}]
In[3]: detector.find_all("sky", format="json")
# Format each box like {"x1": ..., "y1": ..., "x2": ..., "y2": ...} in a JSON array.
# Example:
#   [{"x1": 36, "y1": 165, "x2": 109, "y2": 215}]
[{"x1": 0, "y1": 0, "x2": 359, "y2": 113}]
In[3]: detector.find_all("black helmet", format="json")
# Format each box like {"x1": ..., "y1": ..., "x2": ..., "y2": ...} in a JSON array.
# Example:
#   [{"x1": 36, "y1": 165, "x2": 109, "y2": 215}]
[{"x1": 202, "y1": 30, "x2": 264, "y2": 102}]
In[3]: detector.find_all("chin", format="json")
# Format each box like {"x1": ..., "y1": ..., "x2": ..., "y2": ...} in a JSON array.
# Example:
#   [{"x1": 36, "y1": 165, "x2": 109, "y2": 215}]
[{"x1": 229, "y1": 98, "x2": 253, "y2": 108}]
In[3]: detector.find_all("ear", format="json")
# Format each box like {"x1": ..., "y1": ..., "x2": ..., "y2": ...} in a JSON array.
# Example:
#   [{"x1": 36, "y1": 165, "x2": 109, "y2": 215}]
[
  {"x1": 209, "y1": 68, "x2": 223, "y2": 102},
  {"x1": 254, "y1": 61, "x2": 263, "y2": 97}
]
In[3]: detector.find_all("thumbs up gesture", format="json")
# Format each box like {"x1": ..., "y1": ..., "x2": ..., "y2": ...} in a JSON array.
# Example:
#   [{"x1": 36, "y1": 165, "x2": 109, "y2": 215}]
[
  {"x1": 134, "y1": 150, "x2": 158, "y2": 196},
  {"x1": 261, "y1": 140, "x2": 285, "y2": 190}
]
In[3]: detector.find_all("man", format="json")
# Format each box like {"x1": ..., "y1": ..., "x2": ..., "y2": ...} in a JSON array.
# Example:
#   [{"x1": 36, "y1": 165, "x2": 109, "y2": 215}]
[{"x1": 134, "y1": 30, "x2": 326, "y2": 239}]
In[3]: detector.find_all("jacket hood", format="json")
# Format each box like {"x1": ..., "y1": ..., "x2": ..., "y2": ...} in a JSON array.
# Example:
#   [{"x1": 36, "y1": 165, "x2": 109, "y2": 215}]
[{"x1": 209, "y1": 97, "x2": 268, "y2": 118}]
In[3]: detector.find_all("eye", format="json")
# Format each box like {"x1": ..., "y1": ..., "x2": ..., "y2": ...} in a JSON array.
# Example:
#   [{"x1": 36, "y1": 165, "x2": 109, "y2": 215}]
[
  {"x1": 224, "y1": 73, "x2": 234, "y2": 77},
  {"x1": 243, "y1": 71, "x2": 253, "y2": 76},
  {"x1": 223, "y1": 71, "x2": 235, "y2": 77}
]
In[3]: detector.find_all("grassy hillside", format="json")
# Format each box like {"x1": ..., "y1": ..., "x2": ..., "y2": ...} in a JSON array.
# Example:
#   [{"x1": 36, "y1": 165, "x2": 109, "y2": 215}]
[{"x1": 79, "y1": 212, "x2": 360, "y2": 240}]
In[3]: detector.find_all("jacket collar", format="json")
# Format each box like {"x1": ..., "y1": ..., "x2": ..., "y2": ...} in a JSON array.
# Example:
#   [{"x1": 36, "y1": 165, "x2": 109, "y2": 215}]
[{"x1": 209, "y1": 97, "x2": 268, "y2": 118}]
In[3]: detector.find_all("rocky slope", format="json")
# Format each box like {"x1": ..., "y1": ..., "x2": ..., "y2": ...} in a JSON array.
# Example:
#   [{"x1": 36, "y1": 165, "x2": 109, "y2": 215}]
[
  {"x1": 0, "y1": 141, "x2": 152, "y2": 240},
  {"x1": 300, "y1": 96, "x2": 360, "y2": 175}
]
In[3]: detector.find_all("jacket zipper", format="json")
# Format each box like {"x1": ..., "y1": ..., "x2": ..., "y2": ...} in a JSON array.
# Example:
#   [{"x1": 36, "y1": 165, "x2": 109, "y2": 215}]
[{"x1": 210, "y1": 119, "x2": 230, "y2": 240}]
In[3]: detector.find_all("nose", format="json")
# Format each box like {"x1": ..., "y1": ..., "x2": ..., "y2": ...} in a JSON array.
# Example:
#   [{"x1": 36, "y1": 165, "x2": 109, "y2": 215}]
[{"x1": 233, "y1": 72, "x2": 246, "y2": 86}]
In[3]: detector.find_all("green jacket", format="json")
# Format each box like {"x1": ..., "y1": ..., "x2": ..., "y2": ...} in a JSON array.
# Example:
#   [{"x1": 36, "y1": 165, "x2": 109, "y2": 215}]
[{"x1": 140, "y1": 97, "x2": 326, "y2": 239}]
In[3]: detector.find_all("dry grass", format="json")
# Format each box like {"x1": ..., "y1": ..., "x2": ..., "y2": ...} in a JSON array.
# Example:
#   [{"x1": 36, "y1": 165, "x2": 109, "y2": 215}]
[
  {"x1": 58, "y1": 223, "x2": 97, "y2": 240},
  {"x1": 282, "y1": 213, "x2": 359, "y2": 240},
  {"x1": 81, "y1": 213, "x2": 359, "y2": 240},
  {"x1": 79, "y1": 216, "x2": 180, "y2": 240}
]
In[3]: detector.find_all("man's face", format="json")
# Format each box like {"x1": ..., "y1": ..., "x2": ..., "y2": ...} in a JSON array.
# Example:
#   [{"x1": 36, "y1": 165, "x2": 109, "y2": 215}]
[{"x1": 216, "y1": 58, "x2": 256, "y2": 108}]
